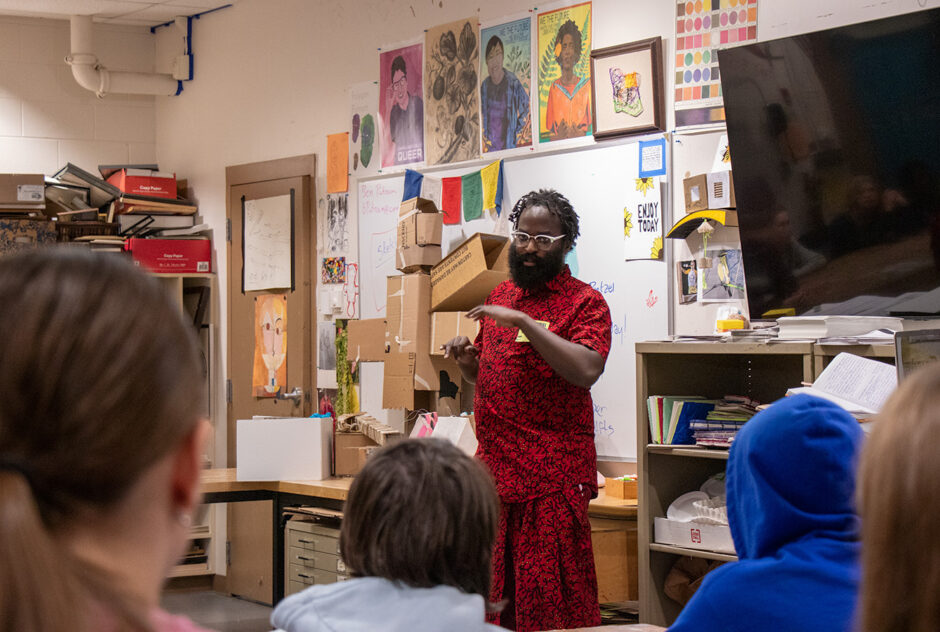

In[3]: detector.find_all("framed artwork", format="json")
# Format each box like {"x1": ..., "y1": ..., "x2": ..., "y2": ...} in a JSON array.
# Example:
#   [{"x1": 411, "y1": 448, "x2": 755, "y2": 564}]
[{"x1": 590, "y1": 37, "x2": 665, "y2": 139}]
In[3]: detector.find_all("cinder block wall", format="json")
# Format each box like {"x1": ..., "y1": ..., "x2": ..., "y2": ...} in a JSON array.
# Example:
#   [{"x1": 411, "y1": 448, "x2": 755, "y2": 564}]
[{"x1": 0, "y1": 15, "x2": 157, "y2": 175}]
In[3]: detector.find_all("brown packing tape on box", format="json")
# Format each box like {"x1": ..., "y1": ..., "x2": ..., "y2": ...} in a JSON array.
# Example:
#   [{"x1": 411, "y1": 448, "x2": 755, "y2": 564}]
[{"x1": 429, "y1": 233, "x2": 510, "y2": 312}]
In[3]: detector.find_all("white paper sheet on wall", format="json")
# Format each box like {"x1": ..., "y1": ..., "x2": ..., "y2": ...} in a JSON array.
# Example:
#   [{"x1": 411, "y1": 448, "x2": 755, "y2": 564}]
[{"x1": 244, "y1": 194, "x2": 292, "y2": 291}]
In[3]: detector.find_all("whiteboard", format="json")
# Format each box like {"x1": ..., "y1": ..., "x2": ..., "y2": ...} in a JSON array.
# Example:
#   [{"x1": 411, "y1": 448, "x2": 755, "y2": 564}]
[{"x1": 356, "y1": 141, "x2": 669, "y2": 460}]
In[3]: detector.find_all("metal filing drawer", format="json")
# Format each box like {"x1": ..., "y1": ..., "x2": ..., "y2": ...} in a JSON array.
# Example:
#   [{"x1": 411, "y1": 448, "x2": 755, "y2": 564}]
[
  {"x1": 288, "y1": 528, "x2": 341, "y2": 555},
  {"x1": 289, "y1": 563, "x2": 348, "y2": 585},
  {"x1": 287, "y1": 546, "x2": 346, "y2": 573}
]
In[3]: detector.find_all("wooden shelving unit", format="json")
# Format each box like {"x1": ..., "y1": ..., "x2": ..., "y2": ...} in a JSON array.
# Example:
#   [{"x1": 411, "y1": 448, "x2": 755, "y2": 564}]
[{"x1": 635, "y1": 341, "x2": 814, "y2": 627}]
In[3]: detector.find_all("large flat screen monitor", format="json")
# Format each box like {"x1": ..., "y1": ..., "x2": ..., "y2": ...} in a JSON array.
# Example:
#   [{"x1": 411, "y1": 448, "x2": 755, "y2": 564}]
[{"x1": 718, "y1": 9, "x2": 940, "y2": 320}]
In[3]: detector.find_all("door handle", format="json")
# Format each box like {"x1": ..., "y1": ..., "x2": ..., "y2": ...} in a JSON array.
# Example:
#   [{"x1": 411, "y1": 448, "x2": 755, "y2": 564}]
[{"x1": 277, "y1": 387, "x2": 303, "y2": 402}]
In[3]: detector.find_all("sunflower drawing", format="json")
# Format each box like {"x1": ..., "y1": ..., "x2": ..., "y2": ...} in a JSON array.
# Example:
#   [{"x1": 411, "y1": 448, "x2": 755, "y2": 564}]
[
  {"x1": 624, "y1": 208, "x2": 634, "y2": 237},
  {"x1": 650, "y1": 236, "x2": 663, "y2": 259},
  {"x1": 635, "y1": 177, "x2": 655, "y2": 196}
]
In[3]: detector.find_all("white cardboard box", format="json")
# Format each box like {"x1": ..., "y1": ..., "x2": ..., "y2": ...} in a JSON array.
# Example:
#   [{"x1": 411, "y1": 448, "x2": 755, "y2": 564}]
[
  {"x1": 236, "y1": 417, "x2": 332, "y2": 481},
  {"x1": 430, "y1": 416, "x2": 478, "y2": 456},
  {"x1": 653, "y1": 517, "x2": 735, "y2": 555}
]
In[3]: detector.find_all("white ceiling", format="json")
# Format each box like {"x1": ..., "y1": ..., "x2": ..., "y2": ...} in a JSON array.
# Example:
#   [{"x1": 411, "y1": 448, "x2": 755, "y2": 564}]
[{"x1": 0, "y1": 0, "x2": 238, "y2": 27}]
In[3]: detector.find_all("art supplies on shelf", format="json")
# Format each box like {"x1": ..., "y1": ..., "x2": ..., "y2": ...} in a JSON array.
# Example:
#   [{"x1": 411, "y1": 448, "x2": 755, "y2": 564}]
[{"x1": 786, "y1": 352, "x2": 897, "y2": 417}]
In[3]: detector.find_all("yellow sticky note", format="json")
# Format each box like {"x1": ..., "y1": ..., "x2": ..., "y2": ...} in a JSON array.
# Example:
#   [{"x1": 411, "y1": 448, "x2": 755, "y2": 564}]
[{"x1": 516, "y1": 320, "x2": 549, "y2": 342}]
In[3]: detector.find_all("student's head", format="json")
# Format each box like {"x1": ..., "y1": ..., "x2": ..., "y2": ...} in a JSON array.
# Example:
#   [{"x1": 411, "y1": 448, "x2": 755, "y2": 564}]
[
  {"x1": 485, "y1": 35, "x2": 505, "y2": 82},
  {"x1": 858, "y1": 364, "x2": 940, "y2": 632},
  {"x1": 339, "y1": 438, "x2": 498, "y2": 599},
  {"x1": 390, "y1": 55, "x2": 409, "y2": 109},
  {"x1": 727, "y1": 394, "x2": 862, "y2": 560},
  {"x1": 0, "y1": 249, "x2": 207, "y2": 631},
  {"x1": 554, "y1": 19, "x2": 582, "y2": 72},
  {"x1": 508, "y1": 189, "x2": 579, "y2": 290}
]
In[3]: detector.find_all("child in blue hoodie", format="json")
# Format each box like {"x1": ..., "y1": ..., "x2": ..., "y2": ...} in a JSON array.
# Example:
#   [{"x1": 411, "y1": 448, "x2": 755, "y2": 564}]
[
  {"x1": 669, "y1": 394, "x2": 863, "y2": 632},
  {"x1": 271, "y1": 438, "x2": 506, "y2": 632}
]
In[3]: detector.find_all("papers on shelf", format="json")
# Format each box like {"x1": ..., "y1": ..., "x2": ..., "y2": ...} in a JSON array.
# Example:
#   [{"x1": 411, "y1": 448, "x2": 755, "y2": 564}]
[
  {"x1": 817, "y1": 328, "x2": 897, "y2": 345},
  {"x1": 787, "y1": 352, "x2": 897, "y2": 416}
]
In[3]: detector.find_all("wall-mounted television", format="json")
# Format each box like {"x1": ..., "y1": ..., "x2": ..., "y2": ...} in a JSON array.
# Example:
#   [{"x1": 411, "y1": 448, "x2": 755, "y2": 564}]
[{"x1": 718, "y1": 8, "x2": 940, "y2": 320}]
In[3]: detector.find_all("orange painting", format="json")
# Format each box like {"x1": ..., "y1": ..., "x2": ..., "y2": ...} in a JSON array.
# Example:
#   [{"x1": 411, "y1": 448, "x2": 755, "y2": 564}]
[{"x1": 252, "y1": 294, "x2": 287, "y2": 397}]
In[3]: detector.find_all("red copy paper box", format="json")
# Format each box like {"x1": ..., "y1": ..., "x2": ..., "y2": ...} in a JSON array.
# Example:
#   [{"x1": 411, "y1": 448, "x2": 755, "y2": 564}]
[
  {"x1": 125, "y1": 238, "x2": 211, "y2": 273},
  {"x1": 107, "y1": 169, "x2": 177, "y2": 199}
]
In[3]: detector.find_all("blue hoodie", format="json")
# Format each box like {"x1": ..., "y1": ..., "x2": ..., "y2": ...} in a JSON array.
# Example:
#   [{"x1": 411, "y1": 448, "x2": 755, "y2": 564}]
[
  {"x1": 271, "y1": 576, "x2": 506, "y2": 632},
  {"x1": 668, "y1": 394, "x2": 863, "y2": 632}
]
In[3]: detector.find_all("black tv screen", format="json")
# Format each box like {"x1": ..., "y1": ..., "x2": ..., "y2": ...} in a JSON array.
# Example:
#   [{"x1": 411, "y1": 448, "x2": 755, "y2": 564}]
[{"x1": 719, "y1": 8, "x2": 940, "y2": 320}]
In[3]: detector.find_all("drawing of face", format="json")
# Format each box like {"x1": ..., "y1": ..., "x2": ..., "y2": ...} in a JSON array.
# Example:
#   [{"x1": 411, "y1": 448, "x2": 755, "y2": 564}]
[
  {"x1": 392, "y1": 69, "x2": 409, "y2": 109},
  {"x1": 360, "y1": 114, "x2": 375, "y2": 167},
  {"x1": 559, "y1": 33, "x2": 577, "y2": 71},
  {"x1": 486, "y1": 41, "x2": 505, "y2": 84}
]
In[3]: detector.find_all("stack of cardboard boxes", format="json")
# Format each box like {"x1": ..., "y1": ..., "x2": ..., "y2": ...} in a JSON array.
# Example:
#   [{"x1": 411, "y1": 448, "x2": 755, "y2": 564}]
[{"x1": 346, "y1": 197, "x2": 512, "y2": 420}]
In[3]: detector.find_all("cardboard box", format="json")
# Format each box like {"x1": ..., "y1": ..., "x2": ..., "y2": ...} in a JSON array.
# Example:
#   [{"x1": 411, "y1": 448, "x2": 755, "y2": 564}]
[
  {"x1": 347, "y1": 318, "x2": 388, "y2": 361},
  {"x1": 382, "y1": 352, "x2": 433, "y2": 409},
  {"x1": 706, "y1": 170, "x2": 736, "y2": 209},
  {"x1": 236, "y1": 417, "x2": 332, "y2": 481},
  {"x1": 430, "y1": 233, "x2": 510, "y2": 311},
  {"x1": 653, "y1": 517, "x2": 735, "y2": 555},
  {"x1": 0, "y1": 174, "x2": 45, "y2": 210},
  {"x1": 430, "y1": 357, "x2": 463, "y2": 415},
  {"x1": 683, "y1": 174, "x2": 709, "y2": 213},
  {"x1": 431, "y1": 416, "x2": 478, "y2": 456},
  {"x1": 385, "y1": 273, "x2": 439, "y2": 391},
  {"x1": 604, "y1": 477, "x2": 638, "y2": 500},
  {"x1": 126, "y1": 237, "x2": 211, "y2": 273},
  {"x1": 396, "y1": 197, "x2": 442, "y2": 272},
  {"x1": 430, "y1": 312, "x2": 480, "y2": 355},
  {"x1": 106, "y1": 168, "x2": 177, "y2": 199},
  {"x1": 334, "y1": 431, "x2": 378, "y2": 476}
]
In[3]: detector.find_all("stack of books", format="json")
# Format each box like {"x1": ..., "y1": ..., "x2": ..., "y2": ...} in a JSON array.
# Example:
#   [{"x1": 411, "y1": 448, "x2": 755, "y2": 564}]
[
  {"x1": 776, "y1": 315, "x2": 903, "y2": 340},
  {"x1": 690, "y1": 395, "x2": 760, "y2": 447},
  {"x1": 647, "y1": 396, "x2": 716, "y2": 445}
]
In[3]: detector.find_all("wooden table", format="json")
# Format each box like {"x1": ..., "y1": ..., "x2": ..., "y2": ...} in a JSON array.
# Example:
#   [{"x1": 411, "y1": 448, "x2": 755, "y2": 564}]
[{"x1": 200, "y1": 468, "x2": 636, "y2": 604}]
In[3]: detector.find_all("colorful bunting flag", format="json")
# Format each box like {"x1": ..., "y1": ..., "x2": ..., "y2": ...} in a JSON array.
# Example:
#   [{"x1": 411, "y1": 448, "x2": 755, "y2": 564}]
[
  {"x1": 442, "y1": 177, "x2": 462, "y2": 225},
  {"x1": 461, "y1": 171, "x2": 483, "y2": 221}
]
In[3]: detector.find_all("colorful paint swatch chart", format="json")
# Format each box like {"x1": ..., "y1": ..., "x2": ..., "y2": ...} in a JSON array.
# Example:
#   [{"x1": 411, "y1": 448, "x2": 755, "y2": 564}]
[{"x1": 674, "y1": 0, "x2": 758, "y2": 129}]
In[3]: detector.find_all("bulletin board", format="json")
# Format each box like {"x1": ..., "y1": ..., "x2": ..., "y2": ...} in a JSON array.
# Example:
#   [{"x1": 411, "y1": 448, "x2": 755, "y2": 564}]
[{"x1": 356, "y1": 139, "x2": 669, "y2": 461}]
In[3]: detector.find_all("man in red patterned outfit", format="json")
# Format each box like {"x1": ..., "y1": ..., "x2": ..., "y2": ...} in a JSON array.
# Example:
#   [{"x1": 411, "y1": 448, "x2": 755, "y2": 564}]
[{"x1": 444, "y1": 189, "x2": 612, "y2": 631}]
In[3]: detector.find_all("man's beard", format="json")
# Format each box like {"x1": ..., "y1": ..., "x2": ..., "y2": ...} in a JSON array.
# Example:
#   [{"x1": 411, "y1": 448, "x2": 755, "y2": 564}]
[{"x1": 509, "y1": 246, "x2": 566, "y2": 291}]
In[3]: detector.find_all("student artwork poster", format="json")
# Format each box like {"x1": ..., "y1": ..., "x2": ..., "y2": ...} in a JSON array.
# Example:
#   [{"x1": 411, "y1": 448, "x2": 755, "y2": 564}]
[
  {"x1": 537, "y1": 2, "x2": 593, "y2": 143},
  {"x1": 480, "y1": 17, "x2": 533, "y2": 153},
  {"x1": 252, "y1": 294, "x2": 287, "y2": 398},
  {"x1": 350, "y1": 81, "x2": 380, "y2": 176},
  {"x1": 700, "y1": 248, "x2": 746, "y2": 302},
  {"x1": 379, "y1": 43, "x2": 425, "y2": 168},
  {"x1": 424, "y1": 18, "x2": 481, "y2": 165}
]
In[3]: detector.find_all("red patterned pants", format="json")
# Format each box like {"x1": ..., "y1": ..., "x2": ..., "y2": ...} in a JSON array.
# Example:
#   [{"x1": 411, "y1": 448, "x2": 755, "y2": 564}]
[{"x1": 487, "y1": 486, "x2": 601, "y2": 631}]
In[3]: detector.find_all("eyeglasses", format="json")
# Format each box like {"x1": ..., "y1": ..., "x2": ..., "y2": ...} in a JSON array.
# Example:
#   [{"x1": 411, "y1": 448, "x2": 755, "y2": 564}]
[
  {"x1": 511, "y1": 231, "x2": 565, "y2": 250},
  {"x1": 392, "y1": 76, "x2": 407, "y2": 90}
]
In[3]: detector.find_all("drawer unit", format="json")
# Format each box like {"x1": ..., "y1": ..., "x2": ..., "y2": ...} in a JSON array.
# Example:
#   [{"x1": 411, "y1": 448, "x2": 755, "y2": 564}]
[
  {"x1": 285, "y1": 517, "x2": 347, "y2": 597},
  {"x1": 288, "y1": 526, "x2": 341, "y2": 555},
  {"x1": 288, "y1": 546, "x2": 347, "y2": 574}
]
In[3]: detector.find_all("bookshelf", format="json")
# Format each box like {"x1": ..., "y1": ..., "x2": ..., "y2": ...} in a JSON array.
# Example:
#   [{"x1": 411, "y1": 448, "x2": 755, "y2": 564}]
[{"x1": 635, "y1": 341, "x2": 814, "y2": 627}]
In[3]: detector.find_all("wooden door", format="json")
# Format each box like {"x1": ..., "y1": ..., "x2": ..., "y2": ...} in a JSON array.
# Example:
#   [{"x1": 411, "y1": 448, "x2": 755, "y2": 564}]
[{"x1": 225, "y1": 155, "x2": 316, "y2": 604}]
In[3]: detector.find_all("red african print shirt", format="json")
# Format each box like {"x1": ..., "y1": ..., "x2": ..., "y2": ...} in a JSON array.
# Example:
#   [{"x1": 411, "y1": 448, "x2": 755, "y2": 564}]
[{"x1": 473, "y1": 265, "x2": 612, "y2": 502}]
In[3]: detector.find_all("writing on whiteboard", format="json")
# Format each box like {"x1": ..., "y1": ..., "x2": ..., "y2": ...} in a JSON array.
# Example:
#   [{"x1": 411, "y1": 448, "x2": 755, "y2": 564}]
[
  {"x1": 359, "y1": 181, "x2": 402, "y2": 215},
  {"x1": 589, "y1": 279, "x2": 615, "y2": 294},
  {"x1": 611, "y1": 313, "x2": 627, "y2": 346},
  {"x1": 594, "y1": 402, "x2": 615, "y2": 437},
  {"x1": 645, "y1": 290, "x2": 659, "y2": 308}
]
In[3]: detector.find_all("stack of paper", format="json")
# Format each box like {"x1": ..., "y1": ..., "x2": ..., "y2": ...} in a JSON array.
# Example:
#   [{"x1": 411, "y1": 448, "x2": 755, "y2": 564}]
[
  {"x1": 777, "y1": 315, "x2": 903, "y2": 340},
  {"x1": 690, "y1": 395, "x2": 760, "y2": 447},
  {"x1": 787, "y1": 352, "x2": 897, "y2": 417}
]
